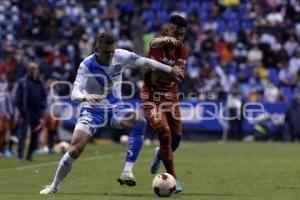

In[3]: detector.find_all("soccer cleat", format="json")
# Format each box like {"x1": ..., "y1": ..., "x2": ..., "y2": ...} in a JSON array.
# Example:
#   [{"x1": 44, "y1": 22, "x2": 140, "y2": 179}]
[
  {"x1": 150, "y1": 146, "x2": 161, "y2": 174},
  {"x1": 117, "y1": 170, "x2": 136, "y2": 187},
  {"x1": 39, "y1": 185, "x2": 58, "y2": 195},
  {"x1": 175, "y1": 179, "x2": 183, "y2": 193}
]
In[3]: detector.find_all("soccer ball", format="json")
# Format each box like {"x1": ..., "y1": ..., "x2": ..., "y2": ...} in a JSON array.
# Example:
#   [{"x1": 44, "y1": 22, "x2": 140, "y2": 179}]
[
  {"x1": 152, "y1": 173, "x2": 176, "y2": 197},
  {"x1": 120, "y1": 135, "x2": 129, "y2": 145}
]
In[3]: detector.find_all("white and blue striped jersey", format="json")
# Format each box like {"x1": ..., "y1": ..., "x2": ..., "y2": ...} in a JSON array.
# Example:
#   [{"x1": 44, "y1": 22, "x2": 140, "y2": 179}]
[{"x1": 73, "y1": 49, "x2": 141, "y2": 108}]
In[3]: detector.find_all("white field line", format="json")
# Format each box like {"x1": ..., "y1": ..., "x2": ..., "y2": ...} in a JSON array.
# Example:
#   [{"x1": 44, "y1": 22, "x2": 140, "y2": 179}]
[
  {"x1": 0, "y1": 152, "x2": 124, "y2": 172},
  {"x1": 0, "y1": 148, "x2": 155, "y2": 172},
  {"x1": 16, "y1": 160, "x2": 59, "y2": 170}
]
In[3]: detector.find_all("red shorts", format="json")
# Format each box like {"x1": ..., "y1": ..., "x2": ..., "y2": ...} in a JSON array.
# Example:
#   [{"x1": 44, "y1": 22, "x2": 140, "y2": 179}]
[{"x1": 143, "y1": 101, "x2": 182, "y2": 135}]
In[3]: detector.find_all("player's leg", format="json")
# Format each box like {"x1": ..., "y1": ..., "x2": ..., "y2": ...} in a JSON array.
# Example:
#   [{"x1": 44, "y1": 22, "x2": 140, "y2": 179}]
[
  {"x1": 169, "y1": 136, "x2": 183, "y2": 193},
  {"x1": 113, "y1": 108, "x2": 146, "y2": 186},
  {"x1": 144, "y1": 104, "x2": 176, "y2": 178},
  {"x1": 151, "y1": 133, "x2": 181, "y2": 174},
  {"x1": 150, "y1": 105, "x2": 182, "y2": 186},
  {"x1": 168, "y1": 103, "x2": 182, "y2": 152},
  {"x1": 0, "y1": 117, "x2": 7, "y2": 156},
  {"x1": 167, "y1": 106, "x2": 183, "y2": 193},
  {"x1": 26, "y1": 113, "x2": 43, "y2": 161},
  {"x1": 150, "y1": 145, "x2": 161, "y2": 174},
  {"x1": 156, "y1": 124, "x2": 177, "y2": 179},
  {"x1": 40, "y1": 129, "x2": 91, "y2": 195},
  {"x1": 40, "y1": 107, "x2": 101, "y2": 195},
  {"x1": 142, "y1": 104, "x2": 162, "y2": 173},
  {"x1": 17, "y1": 117, "x2": 29, "y2": 161}
]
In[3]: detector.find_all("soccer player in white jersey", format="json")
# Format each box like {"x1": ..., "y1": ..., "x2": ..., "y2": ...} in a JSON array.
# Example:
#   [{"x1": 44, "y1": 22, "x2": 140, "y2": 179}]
[{"x1": 40, "y1": 33, "x2": 184, "y2": 195}]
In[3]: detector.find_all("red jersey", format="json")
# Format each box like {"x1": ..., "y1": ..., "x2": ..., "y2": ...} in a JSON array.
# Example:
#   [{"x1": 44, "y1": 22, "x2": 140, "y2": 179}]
[{"x1": 141, "y1": 40, "x2": 188, "y2": 102}]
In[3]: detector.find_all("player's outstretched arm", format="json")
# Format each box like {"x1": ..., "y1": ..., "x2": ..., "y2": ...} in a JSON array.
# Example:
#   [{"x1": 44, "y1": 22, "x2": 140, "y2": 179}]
[
  {"x1": 71, "y1": 64, "x2": 104, "y2": 103},
  {"x1": 135, "y1": 57, "x2": 184, "y2": 82},
  {"x1": 150, "y1": 37, "x2": 180, "y2": 49},
  {"x1": 71, "y1": 85, "x2": 85, "y2": 102}
]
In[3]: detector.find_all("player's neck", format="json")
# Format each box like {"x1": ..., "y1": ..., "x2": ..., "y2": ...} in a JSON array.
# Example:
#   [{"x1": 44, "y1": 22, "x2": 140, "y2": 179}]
[{"x1": 95, "y1": 54, "x2": 110, "y2": 67}]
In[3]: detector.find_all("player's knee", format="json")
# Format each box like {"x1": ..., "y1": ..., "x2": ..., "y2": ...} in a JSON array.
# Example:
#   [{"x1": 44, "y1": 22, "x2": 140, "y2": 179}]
[
  {"x1": 160, "y1": 134, "x2": 171, "y2": 147},
  {"x1": 156, "y1": 126, "x2": 170, "y2": 135},
  {"x1": 156, "y1": 127, "x2": 171, "y2": 147},
  {"x1": 68, "y1": 144, "x2": 84, "y2": 159},
  {"x1": 121, "y1": 112, "x2": 142, "y2": 129},
  {"x1": 129, "y1": 119, "x2": 147, "y2": 137},
  {"x1": 171, "y1": 134, "x2": 181, "y2": 152}
]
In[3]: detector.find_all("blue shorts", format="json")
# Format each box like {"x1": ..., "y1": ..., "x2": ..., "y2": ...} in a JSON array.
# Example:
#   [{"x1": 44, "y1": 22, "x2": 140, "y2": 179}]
[{"x1": 74, "y1": 103, "x2": 135, "y2": 136}]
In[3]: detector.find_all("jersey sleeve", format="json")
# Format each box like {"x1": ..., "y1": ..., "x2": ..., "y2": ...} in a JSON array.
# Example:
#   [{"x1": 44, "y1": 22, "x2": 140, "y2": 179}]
[
  {"x1": 117, "y1": 49, "x2": 141, "y2": 68},
  {"x1": 74, "y1": 63, "x2": 88, "y2": 87},
  {"x1": 71, "y1": 63, "x2": 88, "y2": 101}
]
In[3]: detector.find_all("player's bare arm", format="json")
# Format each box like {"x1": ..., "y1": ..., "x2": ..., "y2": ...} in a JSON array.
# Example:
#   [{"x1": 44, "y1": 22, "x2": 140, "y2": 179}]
[{"x1": 150, "y1": 37, "x2": 180, "y2": 49}]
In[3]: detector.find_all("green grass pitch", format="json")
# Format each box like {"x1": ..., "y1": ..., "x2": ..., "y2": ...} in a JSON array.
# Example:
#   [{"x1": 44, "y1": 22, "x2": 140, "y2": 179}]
[{"x1": 0, "y1": 142, "x2": 300, "y2": 200}]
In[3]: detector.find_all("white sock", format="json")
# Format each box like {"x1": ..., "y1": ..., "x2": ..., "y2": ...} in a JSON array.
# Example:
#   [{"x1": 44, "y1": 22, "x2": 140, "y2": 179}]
[
  {"x1": 51, "y1": 152, "x2": 75, "y2": 189},
  {"x1": 123, "y1": 162, "x2": 134, "y2": 172}
]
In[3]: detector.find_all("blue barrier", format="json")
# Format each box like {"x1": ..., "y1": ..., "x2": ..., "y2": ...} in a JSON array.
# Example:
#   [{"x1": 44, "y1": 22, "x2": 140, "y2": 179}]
[{"x1": 58, "y1": 99, "x2": 288, "y2": 133}]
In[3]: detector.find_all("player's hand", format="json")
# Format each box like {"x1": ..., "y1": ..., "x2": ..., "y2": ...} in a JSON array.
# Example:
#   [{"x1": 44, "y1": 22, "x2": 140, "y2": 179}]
[
  {"x1": 83, "y1": 94, "x2": 104, "y2": 104},
  {"x1": 141, "y1": 66, "x2": 151, "y2": 73},
  {"x1": 163, "y1": 37, "x2": 180, "y2": 46},
  {"x1": 170, "y1": 66, "x2": 184, "y2": 82}
]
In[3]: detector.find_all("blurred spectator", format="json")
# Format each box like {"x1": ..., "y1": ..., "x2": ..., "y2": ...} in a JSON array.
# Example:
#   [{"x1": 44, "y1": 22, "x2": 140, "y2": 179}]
[
  {"x1": 39, "y1": 78, "x2": 60, "y2": 154},
  {"x1": 16, "y1": 62, "x2": 47, "y2": 161},
  {"x1": 46, "y1": 49, "x2": 67, "y2": 70},
  {"x1": 260, "y1": 30, "x2": 278, "y2": 51},
  {"x1": 201, "y1": 31, "x2": 215, "y2": 52},
  {"x1": 220, "y1": 44, "x2": 235, "y2": 62},
  {"x1": 0, "y1": 76, "x2": 13, "y2": 157},
  {"x1": 203, "y1": 18, "x2": 217, "y2": 33},
  {"x1": 221, "y1": 0, "x2": 240, "y2": 6},
  {"x1": 284, "y1": 36, "x2": 298, "y2": 57},
  {"x1": 247, "y1": 45, "x2": 263, "y2": 63},
  {"x1": 254, "y1": 63, "x2": 268, "y2": 81},
  {"x1": 223, "y1": 27, "x2": 238, "y2": 44},
  {"x1": 278, "y1": 62, "x2": 298, "y2": 88},
  {"x1": 117, "y1": 34, "x2": 134, "y2": 51},
  {"x1": 214, "y1": 37, "x2": 228, "y2": 56},
  {"x1": 79, "y1": 34, "x2": 93, "y2": 60},
  {"x1": 264, "y1": 82, "x2": 282, "y2": 103},
  {"x1": 266, "y1": 7, "x2": 284, "y2": 26},
  {"x1": 6, "y1": 77, "x2": 19, "y2": 157},
  {"x1": 186, "y1": 55, "x2": 201, "y2": 80},
  {"x1": 288, "y1": 49, "x2": 300, "y2": 74},
  {"x1": 226, "y1": 83, "x2": 243, "y2": 140},
  {"x1": 0, "y1": 53, "x2": 17, "y2": 76},
  {"x1": 233, "y1": 42, "x2": 248, "y2": 64},
  {"x1": 248, "y1": 30, "x2": 260, "y2": 46}
]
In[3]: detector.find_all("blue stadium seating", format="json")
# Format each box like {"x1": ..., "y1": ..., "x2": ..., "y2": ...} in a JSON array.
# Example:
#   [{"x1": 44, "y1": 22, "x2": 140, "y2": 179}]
[{"x1": 268, "y1": 68, "x2": 279, "y2": 86}]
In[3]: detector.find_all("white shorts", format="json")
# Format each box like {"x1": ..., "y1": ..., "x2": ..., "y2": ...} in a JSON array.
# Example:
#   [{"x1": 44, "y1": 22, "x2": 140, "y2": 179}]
[{"x1": 74, "y1": 104, "x2": 135, "y2": 136}]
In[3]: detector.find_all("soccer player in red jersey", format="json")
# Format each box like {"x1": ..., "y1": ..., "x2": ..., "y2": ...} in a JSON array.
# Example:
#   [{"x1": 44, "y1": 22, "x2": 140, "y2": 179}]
[{"x1": 141, "y1": 15, "x2": 188, "y2": 193}]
